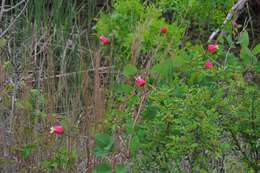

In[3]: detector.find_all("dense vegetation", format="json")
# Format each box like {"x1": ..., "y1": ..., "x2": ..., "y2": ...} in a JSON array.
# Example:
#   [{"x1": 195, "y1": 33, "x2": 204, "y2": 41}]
[{"x1": 0, "y1": 0, "x2": 259, "y2": 172}]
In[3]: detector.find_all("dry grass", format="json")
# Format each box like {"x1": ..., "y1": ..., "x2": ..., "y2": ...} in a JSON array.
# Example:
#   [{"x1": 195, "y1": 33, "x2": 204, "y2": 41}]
[{"x1": 0, "y1": 0, "x2": 115, "y2": 172}]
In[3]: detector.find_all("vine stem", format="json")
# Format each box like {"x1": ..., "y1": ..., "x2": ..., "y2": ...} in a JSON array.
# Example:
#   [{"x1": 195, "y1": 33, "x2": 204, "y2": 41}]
[{"x1": 127, "y1": 91, "x2": 149, "y2": 159}]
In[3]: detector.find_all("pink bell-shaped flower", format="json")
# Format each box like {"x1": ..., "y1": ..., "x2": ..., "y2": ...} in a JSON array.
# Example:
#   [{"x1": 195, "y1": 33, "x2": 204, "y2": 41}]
[
  {"x1": 50, "y1": 125, "x2": 64, "y2": 135},
  {"x1": 135, "y1": 76, "x2": 146, "y2": 87},
  {"x1": 160, "y1": 27, "x2": 168, "y2": 33},
  {"x1": 207, "y1": 44, "x2": 219, "y2": 53},
  {"x1": 99, "y1": 35, "x2": 110, "y2": 45}
]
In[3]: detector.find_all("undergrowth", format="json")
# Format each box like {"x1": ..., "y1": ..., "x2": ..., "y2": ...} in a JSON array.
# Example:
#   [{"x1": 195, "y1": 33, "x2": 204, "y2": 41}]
[{"x1": 0, "y1": 0, "x2": 259, "y2": 172}]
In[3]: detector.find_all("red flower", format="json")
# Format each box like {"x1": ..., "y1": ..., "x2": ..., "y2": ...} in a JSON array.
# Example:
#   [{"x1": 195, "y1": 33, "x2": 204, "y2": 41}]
[
  {"x1": 135, "y1": 76, "x2": 146, "y2": 87},
  {"x1": 160, "y1": 27, "x2": 168, "y2": 33},
  {"x1": 99, "y1": 35, "x2": 110, "y2": 45},
  {"x1": 207, "y1": 44, "x2": 218, "y2": 53},
  {"x1": 204, "y1": 60, "x2": 213, "y2": 69},
  {"x1": 50, "y1": 125, "x2": 64, "y2": 135}
]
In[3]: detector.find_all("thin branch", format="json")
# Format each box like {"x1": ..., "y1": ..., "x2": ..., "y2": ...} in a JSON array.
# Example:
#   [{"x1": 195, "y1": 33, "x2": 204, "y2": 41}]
[
  {"x1": 127, "y1": 91, "x2": 150, "y2": 158},
  {"x1": 0, "y1": 0, "x2": 29, "y2": 38},
  {"x1": 22, "y1": 66, "x2": 114, "y2": 83},
  {"x1": 246, "y1": 3, "x2": 255, "y2": 47},
  {"x1": 3, "y1": 0, "x2": 26, "y2": 12},
  {"x1": 0, "y1": 0, "x2": 6, "y2": 22},
  {"x1": 208, "y1": 0, "x2": 249, "y2": 42}
]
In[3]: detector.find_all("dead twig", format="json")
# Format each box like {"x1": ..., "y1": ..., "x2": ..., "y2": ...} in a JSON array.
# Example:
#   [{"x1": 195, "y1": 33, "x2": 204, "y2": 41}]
[
  {"x1": 0, "y1": 0, "x2": 29, "y2": 38},
  {"x1": 22, "y1": 66, "x2": 114, "y2": 83},
  {"x1": 0, "y1": 0, "x2": 6, "y2": 22},
  {"x1": 208, "y1": 0, "x2": 249, "y2": 42},
  {"x1": 3, "y1": 0, "x2": 26, "y2": 12}
]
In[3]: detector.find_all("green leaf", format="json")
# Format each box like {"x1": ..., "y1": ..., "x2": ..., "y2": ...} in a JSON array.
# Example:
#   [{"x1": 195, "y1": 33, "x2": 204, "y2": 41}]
[
  {"x1": 94, "y1": 162, "x2": 112, "y2": 173},
  {"x1": 252, "y1": 44, "x2": 260, "y2": 56},
  {"x1": 113, "y1": 84, "x2": 132, "y2": 94},
  {"x1": 22, "y1": 148, "x2": 31, "y2": 160},
  {"x1": 238, "y1": 31, "x2": 249, "y2": 47},
  {"x1": 50, "y1": 162, "x2": 58, "y2": 169},
  {"x1": 225, "y1": 35, "x2": 234, "y2": 48},
  {"x1": 240, "y1": 47, "x2": 256, "y2": 65},
  {"x1": 16, "y1": 99, "x2": 33, "y2": 111},
  {"x1": 173, "y1": 55, "x2": 186, "y2": 68},
  {"x1": 142, "y1": 105, "x2": 157, "y2": 119},
  {"x1": 130, "y1": 136, "x2": 140, "y2": 153},
  {"x1": 0, "y1": 38, "x2": 7, "y2": 48},
  {"x1": 3, "y1": 61, "x2": 13, "y2": 74},
  {"x1": 21, "y1": 144, "x2": 37, "y2": 160},
  {"x1": 220, "y1": 143, "x2": 232, "y2": 151},
  {"x1": 123, "y1": 64, "x2": 137, "y2": 78},
  {"x1": 175, "y1": 50, "x2": 188, "y2": 67},
  {"x1": 94, "y1": 133, "x2": 114, "y2": 157},
  {"x1": 189, "y1": 71, "x2": 205, "y2": 84},
  {"x1": 115, "y1": 164, "x2": 129, "y2": 173},
  {"x1": 151, "y1": 59, "x2": 175, "y2": 79},
  {"x1": 41, "y1": 160, "x2": 59, "y2": 170},
  {"x1": 256, "y1": 63, "x2": 260, "y2": 73}
]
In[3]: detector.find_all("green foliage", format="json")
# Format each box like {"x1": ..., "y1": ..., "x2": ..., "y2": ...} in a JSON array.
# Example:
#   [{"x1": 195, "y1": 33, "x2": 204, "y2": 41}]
[
  {"x1": 94, "y1": 162, "x2": 111, "y2": 173},
  {"x1": 16, "y1": 89, "x2": 47, "y2": 119},
  {"x1": 29, "y1": 89, "x2": 45, "y2": 112},
  {"x1": 123, "y1": 64, "x2": 138, "y2": 78},
  {"x1": 41, "y1": 147, "x2": 76, "y2": 171},
  {"x1": 239, "y1": 31, "x2": 250, "y2": 47},
  {"x1": 115, "y1": 164, "x2": 129, "y2": 173},
  {"x1": 252, "y1": 44, "x2": 260, "y2": 56},
  {"x1": 99, "y1": 1, "x2": 259, "y2": 171},
  {"x1": 221, "y1": 83, "x2": 260, "y2": 170},
  {"x1": 0, "y1": 38, "x2": 7, "y2": 49},
  {"x1": 131, "y1": 85, "x2": 222, "y2": 171},
  {"x1": 224, "y1": 155, "x2": 248, "y2": 173},
  {"x1": 96, "y1": 0, "x2": 144, "y2": 36},
  {"x1": 94, "y1": 133, "x2": 114, "y2": 157},
  {"x1": 21, "y1": 144, "x2": 38, "y2": 160},
  {"x1": 96, "y1": 0, "x2": 186, "y2": 68},
  {"x1": 157, "y1": 0, "x2": 234, "y2": 37},
  {"x1": 2, "y1": 0, "x2": 259, "y2": 172},
  {"x1": 93, "y1": 158, "x2": 129, "y2": 173},
  {"x1": 238, "y1": 31, "x2": 259, "y2": 68},
  {"x1": 3, "y1": 61, "x2": 13, "y2": 74}
]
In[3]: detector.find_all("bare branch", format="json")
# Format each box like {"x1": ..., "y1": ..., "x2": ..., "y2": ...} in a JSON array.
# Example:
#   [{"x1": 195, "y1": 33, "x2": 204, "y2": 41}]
[
  {"x1": 208, "y1": 0, "x2": 249, "y2": 42},
  {"x1": 0, "y1": 0, "x2": 29, "y2": 38},
  {"x1": 0, "y1": 0, "x2": 6, "y2": 22},
  {"x1": 22, "y1": 66, "x2": 114, "y2": 83},
  {"x1": 3, "y1": 0, "x2": 26, "y2": 12}
]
